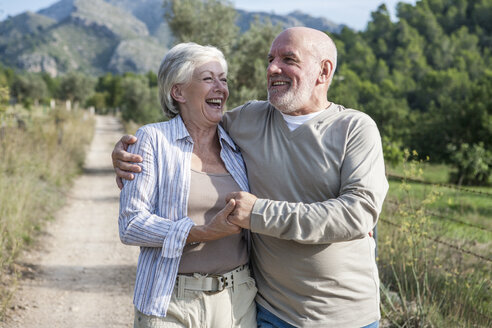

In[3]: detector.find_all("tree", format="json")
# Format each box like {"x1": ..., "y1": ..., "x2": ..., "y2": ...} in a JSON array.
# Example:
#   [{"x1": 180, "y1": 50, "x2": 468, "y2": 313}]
[
  {"x1": 0, "y1": 85, "x2": 8, "y2": 116},
  {"x1": 120, "y1": 76, "x2": 163, "y2": 124},
  {"x1": 85, "y1": 92, "x2": 109, "y2": 113},
  {"x1": 95, "y1": 73, "x2": 123, "y2": 109},
  {"x1": 10, "y1": 73, "x2": 48, "y2": 108},
  {"x1": 163, "y1": 0, "x2": 239, "y2": 56},
  {"x1": 447, "y1": 142, "x2": 492, "y2": 185},
  {"x1": 228, "y1": 19, "x2": 282, "y2": 107},
  {"x1": 0, "y1": 69, "x2": 10, "y2": 115},
  {"x1": 58, "y1": 72, "x2": 95, "y2": 105}
]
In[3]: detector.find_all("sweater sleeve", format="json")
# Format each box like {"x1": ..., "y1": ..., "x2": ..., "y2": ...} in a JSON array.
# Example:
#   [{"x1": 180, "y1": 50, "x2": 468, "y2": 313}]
[
  {"x1": 250, "y1": 123, "x2": 388, "y2": 244},
  {"x1": 118, "y1": 127, "x2": 194, "y2": 258}
]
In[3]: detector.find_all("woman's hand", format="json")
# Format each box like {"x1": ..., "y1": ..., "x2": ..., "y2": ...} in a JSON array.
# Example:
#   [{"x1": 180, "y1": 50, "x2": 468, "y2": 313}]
[
  {"x1": 187, "y1": 199, "x2": 241, "y2": 243},
  {"x1": 111, "y1": 135, "x2": 143, "y2": 189}
]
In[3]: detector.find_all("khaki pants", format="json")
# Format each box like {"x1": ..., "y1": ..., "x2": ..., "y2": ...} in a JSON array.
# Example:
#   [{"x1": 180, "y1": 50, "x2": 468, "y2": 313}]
[{"x1": 134, "y1": 268, "x2": 257, "y2": 328}]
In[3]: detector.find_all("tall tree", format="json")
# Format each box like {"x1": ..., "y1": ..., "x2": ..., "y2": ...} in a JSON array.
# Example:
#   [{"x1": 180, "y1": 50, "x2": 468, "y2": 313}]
[
  {"x1": 163, "y1": 0, "x2": 239, "y2": 56},
  {"x1": 228, "y1": 19, "x2": 282, "y2": 107}
]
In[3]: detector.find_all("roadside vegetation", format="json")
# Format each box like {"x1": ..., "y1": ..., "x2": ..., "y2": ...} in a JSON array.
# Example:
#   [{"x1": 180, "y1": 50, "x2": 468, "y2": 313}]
[
  {"x1": 0, "y1": 104, "x2": 94, "y2": 319},
  {"x1": 379, "y1": 152, "x2": 491, "y2": 327}
]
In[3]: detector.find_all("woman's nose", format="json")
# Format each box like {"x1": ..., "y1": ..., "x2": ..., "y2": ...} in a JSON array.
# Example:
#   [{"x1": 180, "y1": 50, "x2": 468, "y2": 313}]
[{"x1": 214, "y1": 79, "x2": 227, "y2": 93}]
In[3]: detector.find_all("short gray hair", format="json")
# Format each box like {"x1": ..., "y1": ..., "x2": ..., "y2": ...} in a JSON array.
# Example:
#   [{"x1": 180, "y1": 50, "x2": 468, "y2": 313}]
[{"x1": 158, "y1": 42, "x2": 228, "y2": 118}]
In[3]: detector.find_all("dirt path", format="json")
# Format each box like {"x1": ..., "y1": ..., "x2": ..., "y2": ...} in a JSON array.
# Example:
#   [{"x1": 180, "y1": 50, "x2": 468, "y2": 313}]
[{"x1": 2, "y1": 115, "x2": 139, "y2": 328}]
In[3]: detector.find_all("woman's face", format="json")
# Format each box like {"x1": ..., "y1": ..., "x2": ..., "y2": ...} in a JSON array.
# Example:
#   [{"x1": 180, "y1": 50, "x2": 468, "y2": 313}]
[{"x1": 175, "y1": 61, "x2": 229, "y2": 128}]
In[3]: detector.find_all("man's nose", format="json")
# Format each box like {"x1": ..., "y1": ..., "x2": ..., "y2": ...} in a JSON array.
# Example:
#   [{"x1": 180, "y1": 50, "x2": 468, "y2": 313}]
[{"x1": 267, "y1": 60, "x2": 282, "y2": 75}]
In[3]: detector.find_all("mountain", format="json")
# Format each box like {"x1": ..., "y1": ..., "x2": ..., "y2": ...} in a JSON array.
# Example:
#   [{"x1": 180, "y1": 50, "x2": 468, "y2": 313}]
[
  {"x1": 0, "y1": 0, "x2": 343, "y2": 76},
  {"x1": 236, "y1": 9, "x2": 344, "y2": 33}
]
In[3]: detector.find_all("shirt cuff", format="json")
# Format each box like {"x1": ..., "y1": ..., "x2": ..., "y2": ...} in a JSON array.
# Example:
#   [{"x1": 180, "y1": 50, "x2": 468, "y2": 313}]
[
  {"x1": 161, "y1": 217, "x2": 195, "y2": 258},
  {"x1": 251, "y1": 198, "x2": 269, "y2": 234}
]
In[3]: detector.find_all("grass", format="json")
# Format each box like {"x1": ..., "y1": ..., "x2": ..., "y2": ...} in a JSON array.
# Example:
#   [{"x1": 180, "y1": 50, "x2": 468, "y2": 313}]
[
  {"x1": 379, "y1": 154, "x2": 491, "y2": 327},
  {"x1": 0, "y1": 105, "x2": 94, "y2": 320}
]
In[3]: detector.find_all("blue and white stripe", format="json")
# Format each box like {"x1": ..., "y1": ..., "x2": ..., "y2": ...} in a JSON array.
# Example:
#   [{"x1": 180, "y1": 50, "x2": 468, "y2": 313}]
[{"x1": 119, "y1": 115, "x2": 249, "y2": 317}]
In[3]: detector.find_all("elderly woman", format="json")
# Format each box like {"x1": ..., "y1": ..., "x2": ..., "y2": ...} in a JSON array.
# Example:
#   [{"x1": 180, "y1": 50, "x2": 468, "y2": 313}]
[{"x1": 119, "y1": 43, "x2": 256, "y2": 328}]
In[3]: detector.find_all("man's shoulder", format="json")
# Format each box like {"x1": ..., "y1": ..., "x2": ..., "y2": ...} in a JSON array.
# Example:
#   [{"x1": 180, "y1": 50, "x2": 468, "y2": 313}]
[
  {"x1": 330, "y1": 103, "x2": 377, "y2": 127},
  {"x1": 223, "y1": 101, "x2": 272, "y2": 129},
  {"x1": 229, "y1": 100, "x2": 271, "y2": 114}
]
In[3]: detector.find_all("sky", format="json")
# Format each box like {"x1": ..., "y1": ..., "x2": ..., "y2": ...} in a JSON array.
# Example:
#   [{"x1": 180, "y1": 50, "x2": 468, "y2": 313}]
[{"x1": 0, "y1": 0, "x2": 418, "y2": 31}]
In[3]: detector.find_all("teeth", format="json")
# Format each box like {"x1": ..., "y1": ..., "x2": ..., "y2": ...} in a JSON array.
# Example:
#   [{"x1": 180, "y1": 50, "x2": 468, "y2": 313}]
[
  {"x1": 207, "y1": 98, "x2": 222, "y2": 104},
  {"x1": 272, "y1": 81, "x2": 288, "y2": 86}
]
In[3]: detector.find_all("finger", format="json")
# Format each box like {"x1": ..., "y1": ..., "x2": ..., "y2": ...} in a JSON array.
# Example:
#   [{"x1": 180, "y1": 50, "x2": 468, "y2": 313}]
[
  {"x1": 116, "y1": 176, "x2": 124, "y2": 190},
  {"x1": 115, "y1": 167, "x2": 134, "y2": 180},
  {"x1": 121, "y1": 135, "x2": 137, "y2": 148},
  {"x1": 225, "y1": 216, "x2": 235, "y2": 226},
  {"x1": 220, "y1": 199, "x2": 236, "y2": 217},
  {"x1": 116, "y1": 159, "x2": 142, "y2": 173},
  {"x1": 225, "y1": 192, "x2": 239, "y2": 203},
  {"x1": 115, "y1": 150, "x2": 143, "y2": 163}
]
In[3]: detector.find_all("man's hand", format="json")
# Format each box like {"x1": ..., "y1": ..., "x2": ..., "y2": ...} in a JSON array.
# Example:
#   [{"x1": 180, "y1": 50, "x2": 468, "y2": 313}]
[
  {"x1": 187, "y1": 199, "x2": 241, "y2": 243},
  {"x1": 111, "y1": 135, "x2": 142, "y2": 189},
  {"x1": 225, "y1": 191, "x2": 258, "y2": 229}
]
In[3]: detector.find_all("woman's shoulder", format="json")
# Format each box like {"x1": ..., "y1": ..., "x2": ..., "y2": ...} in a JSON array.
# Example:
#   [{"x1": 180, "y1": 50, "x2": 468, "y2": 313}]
[{"x1": 136, "y1": 117, "x2": 183, "y2": 139}]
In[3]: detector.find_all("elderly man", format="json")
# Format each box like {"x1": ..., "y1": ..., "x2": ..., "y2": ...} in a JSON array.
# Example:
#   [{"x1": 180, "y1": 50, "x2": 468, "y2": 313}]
[{"x1": 113, "y1": 27, "x2": 388, "y2": 328}]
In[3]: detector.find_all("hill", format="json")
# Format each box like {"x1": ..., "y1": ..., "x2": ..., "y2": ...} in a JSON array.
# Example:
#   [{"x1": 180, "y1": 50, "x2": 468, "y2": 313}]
[{"x1": 0, "y1": 0, "x2": 342, "y2": 76}]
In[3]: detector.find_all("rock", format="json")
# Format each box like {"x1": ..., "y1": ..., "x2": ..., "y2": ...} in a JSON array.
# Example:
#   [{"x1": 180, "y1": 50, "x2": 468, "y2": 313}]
[
  {"x1": 17, "y1": 53, "x2": 58, "y2": 77},
  {"x1": 108, "y1": 38, "x2": 167, "y2": 74}
]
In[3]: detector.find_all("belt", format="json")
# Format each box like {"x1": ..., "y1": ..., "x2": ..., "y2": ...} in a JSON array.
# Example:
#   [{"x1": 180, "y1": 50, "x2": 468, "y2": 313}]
[{"x1": 176, "y1": 265, "x2": 250, "y2": 297}]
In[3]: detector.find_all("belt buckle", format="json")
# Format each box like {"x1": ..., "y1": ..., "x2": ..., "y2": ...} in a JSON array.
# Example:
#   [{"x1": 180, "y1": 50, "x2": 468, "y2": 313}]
[{"x1": 205, "y1": 274, "x2": 232, "y2": 295}]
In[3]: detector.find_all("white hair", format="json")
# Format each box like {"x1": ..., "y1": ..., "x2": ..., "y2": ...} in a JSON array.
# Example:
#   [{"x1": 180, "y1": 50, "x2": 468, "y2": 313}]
[{"x1": 158, "y1": 42, "x2": 228, "y2": 118}]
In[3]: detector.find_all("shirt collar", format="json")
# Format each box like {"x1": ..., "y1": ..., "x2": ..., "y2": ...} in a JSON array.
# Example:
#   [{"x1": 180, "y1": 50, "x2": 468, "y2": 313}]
[
  {"x1": 217, "y1": 123, "x2": 238, "y2": 151},
  {"x1": 171, "y1": 115, "x2": 238, "y2": 152}
]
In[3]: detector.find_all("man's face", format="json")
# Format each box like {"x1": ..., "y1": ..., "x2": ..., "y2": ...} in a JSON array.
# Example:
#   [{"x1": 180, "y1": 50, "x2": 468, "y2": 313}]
[{"x1": 267, "y1": 32, "x2": 320, "y2": 115}]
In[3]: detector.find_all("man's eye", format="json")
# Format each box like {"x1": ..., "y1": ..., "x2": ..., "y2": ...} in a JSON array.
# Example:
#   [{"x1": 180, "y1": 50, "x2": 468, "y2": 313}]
[
  {"x1": 203, "y1": 77, "x2": 213, "y2": 81},
  {"x1": 221, "y1": 78, "x2": 228, "y2": 83}
]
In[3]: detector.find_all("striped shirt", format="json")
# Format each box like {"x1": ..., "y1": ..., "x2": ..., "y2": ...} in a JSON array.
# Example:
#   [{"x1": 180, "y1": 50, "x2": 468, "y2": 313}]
[{"x1": 119, "y1": 115, "x2": 249, "y2": 317}]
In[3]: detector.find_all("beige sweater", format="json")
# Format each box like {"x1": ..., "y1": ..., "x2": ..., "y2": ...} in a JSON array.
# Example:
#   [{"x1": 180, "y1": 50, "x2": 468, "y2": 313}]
[{"x1": 222, "y1": 101, "x2": 388, "y2": 327}]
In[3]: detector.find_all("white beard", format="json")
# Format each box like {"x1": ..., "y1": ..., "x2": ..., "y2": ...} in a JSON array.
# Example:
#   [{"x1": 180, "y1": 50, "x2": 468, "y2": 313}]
[{"x1": 267, "y1": 79, "x2": 315, "y2": 114}]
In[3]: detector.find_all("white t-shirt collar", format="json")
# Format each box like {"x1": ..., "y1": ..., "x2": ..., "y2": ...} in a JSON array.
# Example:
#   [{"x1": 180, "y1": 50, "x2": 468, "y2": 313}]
[{"x1": 280, "y1": 110, "x2": 325, "y2": 131}]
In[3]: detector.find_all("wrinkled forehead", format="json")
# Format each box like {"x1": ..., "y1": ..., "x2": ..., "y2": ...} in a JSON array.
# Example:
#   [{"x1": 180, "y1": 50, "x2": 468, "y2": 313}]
[{"x1": 269, "y1": 31, "x2": 316, "y2": 59}]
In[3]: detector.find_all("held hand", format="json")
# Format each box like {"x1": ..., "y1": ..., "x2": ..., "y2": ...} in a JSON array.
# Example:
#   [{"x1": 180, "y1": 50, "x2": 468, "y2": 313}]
[
  {"x1": 111, "y1": 135, "x2": 142, "y2": 189},
  {"x1": 187, "y1": 199, "x2": 241, "y2": 243},
  {"x1": 225, "y1": 191, "x2": 257, "y2": 230}
]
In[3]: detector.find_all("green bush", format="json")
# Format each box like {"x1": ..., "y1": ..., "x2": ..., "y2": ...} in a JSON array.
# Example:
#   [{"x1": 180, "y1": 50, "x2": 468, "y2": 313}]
[{"x1": 447, "y1": 142, "x2": 492, "y2": 186}]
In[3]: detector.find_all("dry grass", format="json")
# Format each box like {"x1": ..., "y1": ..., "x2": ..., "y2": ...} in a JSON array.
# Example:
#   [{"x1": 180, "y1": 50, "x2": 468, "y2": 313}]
[{"x1": 0, "y1": 106, "x2": 95, "y2": 319}]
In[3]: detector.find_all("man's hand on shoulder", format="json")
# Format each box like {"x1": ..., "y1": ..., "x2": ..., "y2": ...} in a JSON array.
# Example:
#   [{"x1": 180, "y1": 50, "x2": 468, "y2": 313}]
[
  {"x1": 111, "y1": 135, "x2": 142, "y2": 189},
  {"x1": 225, "y1": 191, "x2": 257, "y2": 229}
]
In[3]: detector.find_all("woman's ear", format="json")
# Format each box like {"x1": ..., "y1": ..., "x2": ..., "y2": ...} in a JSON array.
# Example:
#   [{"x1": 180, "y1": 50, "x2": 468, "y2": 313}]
[
  {"x1": 318, "y1": 59, "x2": 333, "y2": 84},
  {"x1": 171, "y1": 84, "x2": 186, "y2": 104}
]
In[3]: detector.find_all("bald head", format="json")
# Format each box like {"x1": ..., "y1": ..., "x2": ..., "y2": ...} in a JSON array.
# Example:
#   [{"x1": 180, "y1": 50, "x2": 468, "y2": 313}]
[
  {"x1": 266, "y1": 27, "x2": 337, "y2": 115},
  {"x1": 273, "y1": 27, "x2": 337, "y2": 78}
]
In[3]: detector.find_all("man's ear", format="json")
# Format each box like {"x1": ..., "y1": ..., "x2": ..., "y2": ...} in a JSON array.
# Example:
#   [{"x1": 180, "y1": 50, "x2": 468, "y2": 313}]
[
  {"x1": 318, "y1": 59, "x2": 333, "y2": 84},
  {"x1": 171, "y1": 84, "x2": 186, "y2": 104}
]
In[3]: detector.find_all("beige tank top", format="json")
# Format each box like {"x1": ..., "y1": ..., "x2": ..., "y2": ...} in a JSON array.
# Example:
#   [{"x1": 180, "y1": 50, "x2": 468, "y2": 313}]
[{"x1": 178, "y1": 169, "x2": 248, "y2": 274}]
